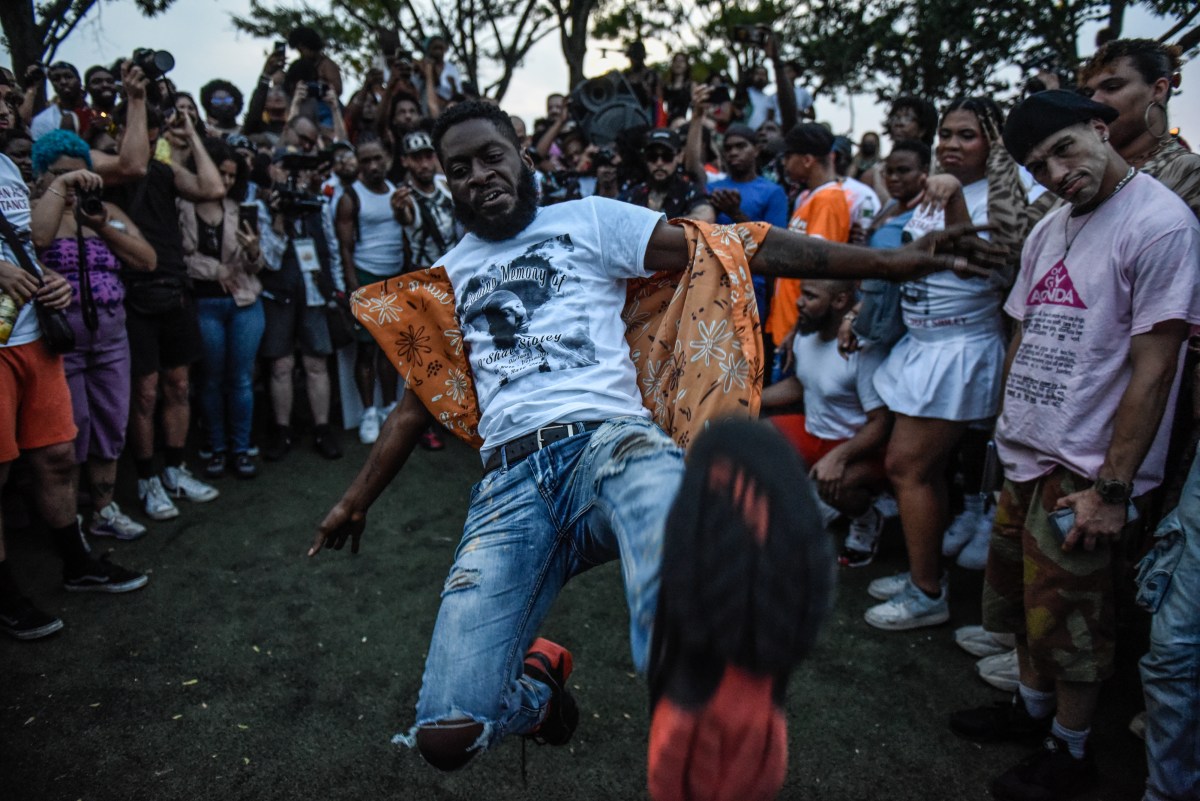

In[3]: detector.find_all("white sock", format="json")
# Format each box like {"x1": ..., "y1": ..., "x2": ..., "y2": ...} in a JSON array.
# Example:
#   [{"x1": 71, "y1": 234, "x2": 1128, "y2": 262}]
[
  {"x1": 1051, "y1": 718, "x2": 1090, "y2": 759},
  {"x1": 1018, "y1": 683, "x2": 1056, "y2": 720},
  {"x1": 963, "y1": 492, "x2": 987, "y2": 515}
]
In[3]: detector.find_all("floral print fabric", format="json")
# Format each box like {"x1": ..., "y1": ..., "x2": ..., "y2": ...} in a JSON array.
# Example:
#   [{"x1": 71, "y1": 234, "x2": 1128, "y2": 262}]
[{"x1": 350, "y1": 220, "x2": 768, "y2": 452}]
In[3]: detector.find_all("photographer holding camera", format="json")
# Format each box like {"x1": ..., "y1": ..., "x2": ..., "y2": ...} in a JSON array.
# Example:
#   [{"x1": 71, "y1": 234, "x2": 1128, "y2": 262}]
[
  {"x1": 29, "y1": 130, "x2": 156, "y2": 539},
  {"x1": 106, "y1": 83, "x2": 226, "y2": 523},
  {"x1": 257, "y1": 147, "x2": 343, "y2": 462}
]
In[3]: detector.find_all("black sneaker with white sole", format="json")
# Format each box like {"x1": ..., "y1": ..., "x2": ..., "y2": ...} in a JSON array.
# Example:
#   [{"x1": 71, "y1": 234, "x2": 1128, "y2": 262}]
[
  {"x1": 63, "y1": 555, "x2": 149, "y2": 593},
  {"x1": 0, "y1": 597, "x2": 64, "y2": 640}
]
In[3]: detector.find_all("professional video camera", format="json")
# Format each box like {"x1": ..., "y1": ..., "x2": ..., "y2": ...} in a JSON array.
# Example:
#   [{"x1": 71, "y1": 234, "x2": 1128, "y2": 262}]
[
  {"x1": 274, "y1": 151, "x2": 329, "y2": 217},
  {"x1": 131, "y1": 48, "x2": 174, "y2": 105}
]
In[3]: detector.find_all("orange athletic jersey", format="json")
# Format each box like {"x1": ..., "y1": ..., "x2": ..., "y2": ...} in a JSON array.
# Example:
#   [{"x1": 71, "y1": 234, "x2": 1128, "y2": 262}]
[{"x1": 764, "y1": 182, "x2": 851, "y2": 343}]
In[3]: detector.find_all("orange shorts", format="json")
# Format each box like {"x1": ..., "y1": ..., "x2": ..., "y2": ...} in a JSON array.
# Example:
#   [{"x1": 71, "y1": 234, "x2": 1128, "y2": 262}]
[
  {"x1": 0, "y1": 340, "x2": 78, "y2": 463},
  {"x1": 769, "y1": 413, "x2": 886, "y2": 480}
]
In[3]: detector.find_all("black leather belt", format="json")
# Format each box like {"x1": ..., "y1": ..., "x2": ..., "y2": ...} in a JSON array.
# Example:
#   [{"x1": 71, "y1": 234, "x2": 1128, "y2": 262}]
[{"x1": 484, "y1": 421, "x2": 606, "y2": 473}]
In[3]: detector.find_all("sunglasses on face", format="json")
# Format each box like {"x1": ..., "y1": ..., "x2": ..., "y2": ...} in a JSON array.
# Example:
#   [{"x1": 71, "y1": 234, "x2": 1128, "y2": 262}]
[{"x1": 644, "y1": 148, "x2": 675, "y2": 163}]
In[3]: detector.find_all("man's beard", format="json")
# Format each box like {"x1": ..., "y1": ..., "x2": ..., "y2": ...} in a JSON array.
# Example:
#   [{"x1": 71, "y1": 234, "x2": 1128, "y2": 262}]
[
  {"x1": 454, "y1": 165, "x2": 540, "y2": 242},
  {"x1": 796, "y1": 310, "x2": 827, "y2": 335}
]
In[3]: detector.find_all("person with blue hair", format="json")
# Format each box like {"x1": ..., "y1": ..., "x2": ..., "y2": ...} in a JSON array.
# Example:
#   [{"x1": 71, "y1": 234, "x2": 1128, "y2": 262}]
[{"x1": 30, "y1": 129, "x2": 157, "y2": 540}]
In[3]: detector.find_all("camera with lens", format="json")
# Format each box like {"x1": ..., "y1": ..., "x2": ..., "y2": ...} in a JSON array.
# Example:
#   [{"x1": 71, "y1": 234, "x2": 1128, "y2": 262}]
[
  {"x1": 75, "y1": 187, "x2": 104, "y2": 218},
  {"x1": 131, "y1": 47, "x2": 175, "y2": 105},
  {"x1": 274, "y1": 152, "x2": 328, "y2": 218},
  {"x1": 305, "y1": 81, "x2": 331, "y2": 100}
]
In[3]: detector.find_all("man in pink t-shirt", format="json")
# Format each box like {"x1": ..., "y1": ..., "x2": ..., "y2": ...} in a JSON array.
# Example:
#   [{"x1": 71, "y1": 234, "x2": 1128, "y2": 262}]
[{"x1": 948, "y1": 91, "x2": 1200, "y2": 800}]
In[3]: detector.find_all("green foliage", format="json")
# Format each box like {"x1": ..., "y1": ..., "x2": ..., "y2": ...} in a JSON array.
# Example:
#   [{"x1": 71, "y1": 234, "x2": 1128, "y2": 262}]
[
  {"x1": 230, "y1": 0, "x2": 554, "y2": 101},
  {"x1": 1, "y1": 0, "x2": 180, "y2": 77},
  {"x1": 591, "y1": 0, "x2": 1199, "y2": 104}
]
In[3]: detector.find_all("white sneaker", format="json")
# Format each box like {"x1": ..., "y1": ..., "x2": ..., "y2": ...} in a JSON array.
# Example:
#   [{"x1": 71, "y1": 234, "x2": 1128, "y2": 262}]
[
  {"x1": 359, "y1": 406, "x2": 380, "y2": 445},
  {"x1": 976, "y1": 648, "x2": 1019, "y2": 692},
  {"x1": 864, "y1": 578, "x2": 950, "y2": 631},
  {"x1": 868, "y1": 571, "x2": 912, "y2": 600},
  {"x1": 138, "y1": 477, "x2": 180, "y2": 520},
  {"x1": 954, "y1": 624, "x2": 1016, "y2": 657},
  {"x1": 867, "y1": 570, "x2": 948, "y2": 601},
  {"x1": 956, "y1": 516, "x2": 994, "y2": 570},
  {"x1": 161, "y1": 465, "x2": 219, "y2": 503},
  {"x1": 381, "y1": 400, "x2": 398, "y2": 417},
  {"x1": 942, "y1": 509, "x2": 983, "y2": 558},
  {"x1": 89, "y1": 503, "x2": 148, "y2": 541}
]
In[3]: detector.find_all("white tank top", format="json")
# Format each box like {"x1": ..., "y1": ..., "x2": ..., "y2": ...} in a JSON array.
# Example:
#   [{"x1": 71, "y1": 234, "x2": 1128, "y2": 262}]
[{"x1": 351, "y1": 180, "x2": 406, "y2": 277}]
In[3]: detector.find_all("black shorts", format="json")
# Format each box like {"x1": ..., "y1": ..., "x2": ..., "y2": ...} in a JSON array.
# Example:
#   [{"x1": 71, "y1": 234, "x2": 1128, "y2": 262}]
[
  {"x1": 125, "y1": 297, "x2": 203, "y2": 377},
  {"x1": 259, "y1": 292, "x2": 333, "y2": 360}
]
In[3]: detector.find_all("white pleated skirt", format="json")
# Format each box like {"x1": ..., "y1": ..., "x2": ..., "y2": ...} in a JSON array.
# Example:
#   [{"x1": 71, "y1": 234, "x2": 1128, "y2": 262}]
[{"x1": 874, "y1": 321, "x2": 1006, "y2": 422}]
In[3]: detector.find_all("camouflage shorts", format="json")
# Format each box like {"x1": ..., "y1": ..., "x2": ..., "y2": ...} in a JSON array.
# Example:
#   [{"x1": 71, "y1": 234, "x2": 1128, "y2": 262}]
[{"x1": 981, "y1": 468, "x2": 1136, "y2": 683}]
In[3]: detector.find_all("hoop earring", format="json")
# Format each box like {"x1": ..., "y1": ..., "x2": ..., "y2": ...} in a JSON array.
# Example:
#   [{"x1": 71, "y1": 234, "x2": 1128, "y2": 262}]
[{"x1": 1144, "y1": 101, "x2": 1169, "y2": 140}]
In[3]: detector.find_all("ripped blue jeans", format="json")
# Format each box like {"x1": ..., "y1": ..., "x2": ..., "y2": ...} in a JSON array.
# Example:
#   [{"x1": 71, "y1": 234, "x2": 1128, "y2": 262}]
[{"x1": 395, "y1": 416, "x2": 685, "y2": 753}]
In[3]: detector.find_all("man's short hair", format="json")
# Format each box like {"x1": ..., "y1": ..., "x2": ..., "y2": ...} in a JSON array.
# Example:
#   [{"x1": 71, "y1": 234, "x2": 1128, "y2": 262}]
[
  {"x1": 784, "y1": 123, "x2": 834, "y2": 157},
  {"x1": 889, "y1": 138, "x2": 931, "y2": 169},
  {"x1": 431, "y1": 100, "x2": 523, "y2": 161},
  {"x1": 1079, "y1": 38, "x2": 1182, "y2": 104},
  {"x1": 287, "y1": 26, "x2": 324, "y2": 52},
  {"x1": 723, "y1": 123, "x2": 756, "y2": 146},
  {"x1": 48, "y1": 61, "x2": 80, "y2": 79},
  {"x1": 83, "y1": 65, "x2": 113, "y2": 87}
]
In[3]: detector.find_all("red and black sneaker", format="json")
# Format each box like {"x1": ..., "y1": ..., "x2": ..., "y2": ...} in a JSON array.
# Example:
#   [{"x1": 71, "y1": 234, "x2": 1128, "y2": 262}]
[
  {"x1": 522, "y1": 637, "x2": 579, "y2": 746},
  {"x1": 648, "y1": 419, "x2": 833, "y2": 801}
]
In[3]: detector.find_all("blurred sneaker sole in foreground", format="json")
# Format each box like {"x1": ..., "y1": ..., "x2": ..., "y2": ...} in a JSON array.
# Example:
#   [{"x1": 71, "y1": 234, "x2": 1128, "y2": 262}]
[{"x1": 648, "y1": 420, "x2": 833, "y2": 801}]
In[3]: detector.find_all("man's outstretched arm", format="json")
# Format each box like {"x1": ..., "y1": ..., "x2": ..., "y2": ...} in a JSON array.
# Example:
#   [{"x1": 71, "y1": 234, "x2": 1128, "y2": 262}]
[
  {"x1": 309, "y1": 388, "x2": 433, "y2": 556},
  {"x1": 643, "y1": 220, "x2": 1004, "y2": 282}
]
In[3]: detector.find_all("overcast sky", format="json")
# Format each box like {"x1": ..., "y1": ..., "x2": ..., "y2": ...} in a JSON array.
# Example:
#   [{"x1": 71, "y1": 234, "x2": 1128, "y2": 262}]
[{"x1": 3, "y1": 0, "x2": 1196, "y2": 143}]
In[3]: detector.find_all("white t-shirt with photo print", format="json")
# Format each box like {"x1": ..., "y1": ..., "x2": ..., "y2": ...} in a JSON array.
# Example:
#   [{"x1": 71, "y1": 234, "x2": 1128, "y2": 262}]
[{"x1": 439, "y1": 196, "x2": 664, "y2": 459}]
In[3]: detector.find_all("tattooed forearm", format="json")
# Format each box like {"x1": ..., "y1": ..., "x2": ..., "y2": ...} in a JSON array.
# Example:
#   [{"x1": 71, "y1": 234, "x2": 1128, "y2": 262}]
[{"x1": 749, "y1": 227, "x2": 889, "y2": 280}]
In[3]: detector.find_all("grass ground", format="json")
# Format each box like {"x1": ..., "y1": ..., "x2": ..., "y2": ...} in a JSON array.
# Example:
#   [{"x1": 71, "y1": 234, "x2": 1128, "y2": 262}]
[{"x1": 1, "y1": 433, "x2": 1148, "y2": 800}]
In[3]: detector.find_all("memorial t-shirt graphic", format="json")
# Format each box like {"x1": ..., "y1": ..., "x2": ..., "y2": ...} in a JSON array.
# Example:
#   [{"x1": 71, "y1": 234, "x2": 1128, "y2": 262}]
[{"x1": 458, "y1": 234, "x2": 599, "y2": 403}]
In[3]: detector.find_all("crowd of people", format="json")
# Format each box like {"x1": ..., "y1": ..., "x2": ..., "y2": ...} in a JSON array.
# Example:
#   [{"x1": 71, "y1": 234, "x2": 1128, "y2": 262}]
[{"x1": 1, "y1": 23, "x2": 1198, "y2": 801}]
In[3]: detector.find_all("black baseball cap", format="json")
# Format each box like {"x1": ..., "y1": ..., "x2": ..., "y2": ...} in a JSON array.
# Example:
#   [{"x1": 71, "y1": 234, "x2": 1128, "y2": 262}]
[
  {"x1": 1003, "y1": 90, "x2": 1119, "y2": 165},
  {"x1": 644, "y1": 128, "x2": 680, "y2": 153},
  {"x1": 784, "y1": 123, "x2": 834, "y2": 157}
]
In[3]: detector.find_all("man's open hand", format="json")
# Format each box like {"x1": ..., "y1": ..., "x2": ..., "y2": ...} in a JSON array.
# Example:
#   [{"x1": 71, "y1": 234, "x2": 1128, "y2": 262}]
[
  {"x1": 309, "y1": 501, "x2": 366, "y2": 556},
  {"x1": 894, "y1": 223, "x2": 1007, "y2": 281}
]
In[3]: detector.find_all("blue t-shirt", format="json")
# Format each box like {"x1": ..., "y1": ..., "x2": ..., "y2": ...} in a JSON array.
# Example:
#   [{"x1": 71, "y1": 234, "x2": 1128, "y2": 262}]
[
  {"x1": 867, "y1": 206, "x2": 915, "y2": 249},
  {"x1": 708, "y1": 176, "x2": 789, "y2": 227},
  {"x1": 708, "y1": 176, "x2": 788, "y2": 322}
]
